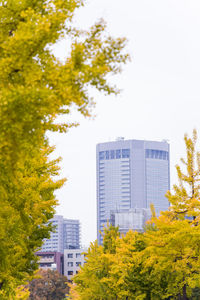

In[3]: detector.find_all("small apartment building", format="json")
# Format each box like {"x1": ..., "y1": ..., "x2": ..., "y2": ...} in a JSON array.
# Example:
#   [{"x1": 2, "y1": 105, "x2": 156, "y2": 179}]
[
  {"x1": 36, "y1": 251, "x2": 64, "y2": 274},
  {"x1": 64, "y1": 249, "x2": 86, "y2": 280}
]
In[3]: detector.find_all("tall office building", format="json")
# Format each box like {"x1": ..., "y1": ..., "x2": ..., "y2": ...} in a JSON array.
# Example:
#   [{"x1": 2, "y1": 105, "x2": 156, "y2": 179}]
[
  {"x1": 41, "y1": 215, "x2": 80, "y2": 253},
  {"x1": 96, "y1": 138, "x2": 170, "y2": 244}
]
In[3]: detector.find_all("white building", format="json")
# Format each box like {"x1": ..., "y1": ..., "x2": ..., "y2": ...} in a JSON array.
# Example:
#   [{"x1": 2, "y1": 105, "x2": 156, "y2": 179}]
[
  {"x1": 97, "y1": 138, "x2": 170, "y2": 244},
  {"x1": 64, "y1": 248, "x2": 86, "y2": 280},
  {"x1": 41, "y1": 215, "x2": 80, "y2": 253},
  {"x1": 111, "y1": 208, "x2": 151, "y2": 235}
]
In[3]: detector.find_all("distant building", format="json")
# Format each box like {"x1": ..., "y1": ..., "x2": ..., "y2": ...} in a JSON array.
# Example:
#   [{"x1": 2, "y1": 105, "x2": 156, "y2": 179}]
[
  {"x1": 111, "y1": 208, "x2": 151, "y2": 235},
  {"x1": 36, "y1": 251, "x2": 64, "y2": 274},
  {"x1": 40, "y1": 215, "x2": 80, "y2": 253},
  {"x1": 97, "y1": 138, "x2": 170, "y2": 244},
  {"x1": 64, "y1": 248, "x2": 87, "y2": 281},
  {"x1": 63, "y1": 219, "x2": 80, "y2": 250}
]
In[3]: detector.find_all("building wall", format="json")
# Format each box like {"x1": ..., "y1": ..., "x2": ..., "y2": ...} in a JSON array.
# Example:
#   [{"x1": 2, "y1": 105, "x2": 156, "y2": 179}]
[
  {"x1": 64, "y1": 219, "x2": 80, "y2": 249},
  {"x1": 111, "y1": 208, "x2": 151, "y2": 234},
  {"x1": 40, "y1": 215, "x2": 80, "y2": 253},
  {"x1": 41, "y1": 215, "x2": 64, "y2": 253},
  {"x1": 36, "y1": 251, "x2": 64, "y2": 274},
  {"x1": 97, "y1": 138, "x2": 170, "y2": 244},
  {"x1": 64, "y1": 249, "x2": 86, "y2": 281}
]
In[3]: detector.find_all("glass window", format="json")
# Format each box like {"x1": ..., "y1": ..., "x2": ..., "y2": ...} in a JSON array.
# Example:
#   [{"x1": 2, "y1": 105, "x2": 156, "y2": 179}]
[
  {"x1": 163, "y1": 151, "x2": 166, "y2": 160},
  {"x1": 76, "y1": 253, "x2": 81, "y2": 258},
  {"x1": 76, "y1": 262, "x2": 81, "y2": 267},
  {"x1": 116, "y1": 149, "x2": 121, "y2": 159},
  {"x1": 68, "y1": 271, "x2": 73, "y2": 275},
  {"x1": 166, "y1": 152, "x2": 169, "y2": 160},
  {"x1": 68, "y1": 262, "x2": 73, "y2": 267},
  {"x1": 155, "y1": 150, "x2": 159, "y2": 158},
  {"x1": 68, "y1": 253, "x2": 73, "y2": 258},
  {"x1": 99, "y1": 151, "x2": 104, "y2": 160},
  {"x1": 105, "y1": 151, "x2": 109, "y2": 160},
  {"x1": 122, "y1": 149, "x2": 130, "y2": 158},
  {"x1": 146, "y1": 149, "x2": 169, "y2": 160},
  {"x1": 110, "y1": 150, "x2": 115, "y2": 159}
]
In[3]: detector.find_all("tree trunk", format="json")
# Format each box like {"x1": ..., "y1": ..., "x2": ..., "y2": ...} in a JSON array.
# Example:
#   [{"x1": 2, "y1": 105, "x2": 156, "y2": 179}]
[{"x1": 182, "y1": 284, "x2": 188, "y2": 300}]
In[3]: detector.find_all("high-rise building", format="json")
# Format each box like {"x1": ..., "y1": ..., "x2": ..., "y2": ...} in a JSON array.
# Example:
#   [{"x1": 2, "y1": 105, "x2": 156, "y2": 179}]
[
  {"x1": 40, "y1": 215, "x2": 80, "y2": 253},
  {"x1": 96, "y1": 138, "x2": 170, "y2": 244},
  {"x1": 63, "y1": 219, "x2": 81, "y2": 250}
]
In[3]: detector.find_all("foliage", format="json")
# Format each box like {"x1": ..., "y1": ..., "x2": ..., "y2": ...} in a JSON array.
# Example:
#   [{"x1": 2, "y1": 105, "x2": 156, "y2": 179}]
[
  {"x1": 15, "y1": 286, "x2": 30, "y2": 300},
  {"x1": 71, "y1": 225, "x2": 120, "y2": 299},
  {"x1": 165, "y1": 129, "x2": 200, "y2": 221},
  {"x1": 28, "y1": 269, "x2": 69, "y2": 300},
  {"x1": 0, "y1": 0, "x2": 129, "y2": 297}
]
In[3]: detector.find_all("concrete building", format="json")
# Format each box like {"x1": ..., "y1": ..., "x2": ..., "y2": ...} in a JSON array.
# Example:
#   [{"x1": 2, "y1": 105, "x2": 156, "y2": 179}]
[
  {"x1": 36, "y1": 251, "x2": 64, "y2": 274},
  {"x1": 63, "y1": 219, "x2": 80, "y2": 250},
  {"x1": 64, "y1": 248, "x2": 86, "y2": 281},
  {"x1": 97, "y1": 138, "x2": 170, "y2": 244},
  {"x1": 111, "y1": 208, "x2": 151, "y2": 235},
  {"x1": 41, "y1": 215, "x2": 80, "y2": 253}
]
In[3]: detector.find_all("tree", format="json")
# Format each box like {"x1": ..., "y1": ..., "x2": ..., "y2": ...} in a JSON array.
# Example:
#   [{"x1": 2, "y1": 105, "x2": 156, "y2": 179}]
[
  {"x1": 28, "y1": 269, "x2": 69, "y2": 300},
  {"x1": 142, "y1": 215, "x2": 200, "y2": 299},
  {"x1": 0, "y1": 0, "x2": 129, "y2": 297},
  {"x1": 140, "y1": 130, "x2": 200, "y2": 300},
  {"x1": 165, "y1": 129, "x2": 200, "y2": 220},
  {"x1": 71, "y1": 225, "x2": 120, "y2": 299}
]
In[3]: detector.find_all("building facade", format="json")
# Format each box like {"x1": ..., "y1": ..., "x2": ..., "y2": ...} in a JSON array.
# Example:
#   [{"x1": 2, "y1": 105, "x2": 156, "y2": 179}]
[
  {"x1": 97, "y1": 138, "x2": 170, "y2": 244},
  {"x1": 64, "y1": 248, "x2": 86, "y2": 281},
  {"x1": 36, "y1": 251, "x2": 64, "y2": 274},
  {"x1": 111, "y1": 208, "x2": 151, "y2": 235},
  {"x1": 41, "y1": 215, "x2": 80, "y2": 253}
]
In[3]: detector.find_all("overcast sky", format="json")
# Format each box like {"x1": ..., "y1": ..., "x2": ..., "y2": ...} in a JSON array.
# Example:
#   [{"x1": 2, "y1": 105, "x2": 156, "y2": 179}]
[{"x1": 49, "y1": 0, "x2": 200, "y2": 246}]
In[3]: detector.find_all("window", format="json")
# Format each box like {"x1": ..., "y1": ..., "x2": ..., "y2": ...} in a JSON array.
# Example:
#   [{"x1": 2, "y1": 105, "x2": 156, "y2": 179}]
[
  {"x1": 99, "y1": 151, "x2": 105, "y2": 160},
  {"x1": 76, "y1": 253, "x2": 81, "y2": 258},
  {"x1": 110, "y1": 150, "x2": 115, "y2": 159},
  {"x1": 105, "y1": 151, "x2": 109, "y2": 159},
  {"x1": 146, "y1": 149, "x2": 169, "y2": 160},
  {"x1": 68, "y1": 262, "x2": 73, "y2": 267},
  {"x1": 68, "y1": 271, "x2": 73, "y2": 275},
  {"x1": 68, "y1": 253, "x2": 73, "y2": 258},
  {"x1": 116, "y1": 149, "x2": 121, "y2": 159},
  {"x1": 122, "y1": 149, "x2": 130, "y2": 158},
  {"x1": 76, "y1": 262, "x2": 81, "y2": 267}
]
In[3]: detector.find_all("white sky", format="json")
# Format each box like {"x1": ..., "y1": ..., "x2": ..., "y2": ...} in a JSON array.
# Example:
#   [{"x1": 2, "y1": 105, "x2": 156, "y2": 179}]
[{"x1": 49, "y1": 0, "x2": 200, "y2": 246}]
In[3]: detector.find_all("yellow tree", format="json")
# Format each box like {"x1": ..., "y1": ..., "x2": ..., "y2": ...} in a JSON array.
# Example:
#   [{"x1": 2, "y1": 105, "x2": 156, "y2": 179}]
[
  {"x1": 140, "y1": 130, "x2": 200, "y2": 299},
  {"x1": 141, "y1": 215, "x2": 200, "y2": 300},
  {"x1": 166, "y1": 129, "x2": 200, "y2": 220},
  {"x1": 71, "y1": 225, "x2": 120, "y2": 299},
  {"x1": 0, "y1": 0, "x2": 129, "y2": 297}
]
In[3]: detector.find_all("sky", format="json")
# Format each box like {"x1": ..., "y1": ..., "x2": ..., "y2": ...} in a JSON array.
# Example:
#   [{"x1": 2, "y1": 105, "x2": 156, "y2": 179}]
[{"x1": 49, "y1": 0, "x2": 200, "y2": 246}]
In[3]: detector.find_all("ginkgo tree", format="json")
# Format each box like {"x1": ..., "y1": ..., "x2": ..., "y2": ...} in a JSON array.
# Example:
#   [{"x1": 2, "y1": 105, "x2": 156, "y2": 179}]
[
  {"x1": 166, "y1": 129, "x2": 200, "y2": 220},
  {"x1": 0, "y1": 0, "x2": 129, "y2": 298}
]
